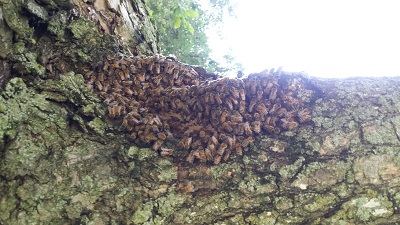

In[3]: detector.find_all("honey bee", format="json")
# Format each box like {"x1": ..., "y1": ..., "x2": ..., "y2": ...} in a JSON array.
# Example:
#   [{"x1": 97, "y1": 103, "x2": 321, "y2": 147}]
[
  {"x1": 203, "y1": 92, "x2": 210, "y2": 103},
  {"x1": 208, "y1": 92, "x2": 215, "y2": 104},
  {"x1": 249, "y1": 81, "x2": 257, "y2": 94},
  {"x1": 214, "y1": 154, "x2": 222, "y2": 165},
  {"x1": 269, "y1": 103, "x2": 281, "y2": 115},
  {"x1": 243, "y1": 122, "x2": 253, "y2": 136},
  {"x1": 235, "y1": 143, "x2": 243, "y2": 156},
  {"x1": 217, "y1": 143, "x2": 228, "y2": 155},
  {"x1": 264, "y1": 82, "x2": 273, "y2": 94},
  {"x1": 97, "y1": 72, "x2": 105, "y2": 82},
  {"x1": 262, "y1": 125, "x2": 274, "y2": 134},
  {"x1": 152, "y1": 139, "x2": 163, "y2": 151},
  {"x1": 239, "y1": 100, "x2": 246, "y2": 114},
  {"x1": 199, "y1": 130, "x2": 206, "y2": 138},
  {"x1": 239, "y1": 88, "x2": 246, "y2": 101},
  {"x1": 141, "y1": 82, "x2": 150, "y2": 90},
  {"x1": 256, "y1": 90, "x2": 263, "y2": 101},
  {"x1": 229, "y1": 87, "x2": 240, "y2": 99},
  {"x1": 220, "y1": 111, "x2": 228, "y2": 123},
  {"x1": 225, "y1": 136, "x2": 236, "y2": 149},
  {"x1": 143, "y1": 132, "x2": 158, "y2": 144},
  {"x1": 273, "y1": 127, "x2": 281, "y2": 134},
  {"x1": 226, "y1": 98, "x2": 233, "y2": 110},
  {"x1": 197, "y1": 148, "x2": 207, "y2": 163},
  {"x1": 222, "y1": 122, "x2": 233, "y2": 133},
  {"x1": 155, "y1": 63, "x2": 161, "y2": 74},
  {"x1": 136, "y1": 72, "x2": 145, "y2": 82},
  {"x1": 269, "y1": 86, "x2": 278, "y2": 101},
  {"x1": 252, "y1": 121, "x2": 261, "y2": 133},
  {"x1": 190, "y1": 139, "x2": 202, "y2": 150},
  {"x1": 223, "y1": 148, "x2": 231, "y2": 161},
  {"x1": 147, "y1": 61, "x2": 154, "y2": 72},
  {"x1": 297, "y1": 108, "x2": 312, "y2": 123},
  {"x1": 187, "y1": 150, "x2": 195, "y2": 163},
  {"x1": 101, "y1": 83, "x2": 110, "y2": 92},
  {"x1": 241, "y1": 136, "x2": 254, "y2": 147},
  {"x1": 95, "y1": 80, "x2": 103, "y2": 91},
  {"x1": 256, "y1": 103, "x2": 269, "y2": 115},
  {"x1": 122, "y1": 69, "x2": 130, "y2": 80},
  {"x1": 276, "y1": 107, "x2": 288, "y2": 117},
  {"x1": 111, "y1": 87, "x2": 122, "y2": 93},
  {"x1": 130, "y1": 132, "x2": 137, "y2": 140},
  {"x1": 281, "y1": 118, "x2": 299, "y2": 130},
  {"x1": 86, "y1": 82, "x2": 93, "y2": 90},
  {"x1": 248, "y1": 100, "x2": 256, "y2": 112},
  {"x1": 230, "y1": 111, "x2": 243, "y2": 123},
  {"x1": 230, "y1": 96, "x2": 239, "y2": 105},
  {"x1": 160, "y1": 147, "x2": 173, "y2": 156},
  {"x1": 153, "y1": 115, "x2": 162, "y2": 126},
  {"x1": 107, "y1": 105, "x2": 116, "y2": 117},
  {"x1": 129, "y1": 64, "x2": 137, "y2": 74},
  {"x1": 207, "y1": 142, "x2": 216, "y2": 151},
  {"x1": 157, "y1": 132, "x2": 167, "y2": 140},
  {"x1": 165, "y1": 62, "x2": 175, "y2": 74},
  {"x1": 153, "y1": 75, "x2": 162, "y2": 86},
  {"x1": 102, "y1": 61, "x2": 109, "y2": 71},
  {"x1": 215, "y1": 93, "x2": 223, "y2": 105},
  {"x1": 178, "y1": 137, "x2": 192, "y2": 150},
  {"x1": 124, "y1": 87, "x2": 134, "y2": 96},
  {"x1": 266, "y1": 116, "x2": 279, "y2": 126},
  {"x1": 210, "y1": 135, "x2": 219, "y2": 146},
  {"x1": 177, "y1": 181, "x2": 196, "y2": 193},
  {"x1": 172, "y1": 68, "x2": 179, "y2": 79},
  {"x1": 205, "y1": 148, "x2": 213, "y2": 161},
  {"x1": 110, "y1": 59, "x2": 121, "y2": 69}
]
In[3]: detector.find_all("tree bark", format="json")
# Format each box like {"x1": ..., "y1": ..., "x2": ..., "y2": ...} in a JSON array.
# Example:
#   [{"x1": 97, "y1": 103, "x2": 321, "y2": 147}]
[{"x1": 1, "y1": 0, "x2": 400, "y2": 224}]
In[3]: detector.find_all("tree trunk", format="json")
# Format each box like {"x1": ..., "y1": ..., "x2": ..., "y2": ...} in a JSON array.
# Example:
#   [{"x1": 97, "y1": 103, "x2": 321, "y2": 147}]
[{"x1": 1, "y1": 1, "x2": 400, "y2": 224}]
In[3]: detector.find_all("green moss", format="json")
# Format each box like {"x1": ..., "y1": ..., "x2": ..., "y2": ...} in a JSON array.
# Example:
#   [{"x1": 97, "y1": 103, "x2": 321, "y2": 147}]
[
  {"x1": 138, "y1": 148, "x2": 157, "y2": 161},
  {"x1": 245, "y1": 211, "x2": 277, "y2": 225},
  {"x1": 238, "y1": 174, "x2": 261, "y2": 194},
  {"x1": 156, "y1": 159, "x2": 177, "y2": 182},
  {"x1": 131, "y1": 202, "x2": 154, "y2": 224},
  {"x1": 156, "y1": 193, "x2": 185, "y2": 217},
  {"x1": 47, "y1": 11, "x2": 68, "y2": 40},
  {"x1": 277, "y1": 157, "x2": 305, "y2": 180},
  {"x1": 303, "y1": 193, "x2": 337, "y2": 213},
  {"x1": 362, "y1": 120, "x2": 399, "y2": 145},
  {"x1": 2, "y1": 2, "x2": 33, "y2": 38},
  {"x1": 0, "y1": 181, "x2": 18, "y2": 221},
  {"x1": 350, "y1": 197, "x2": 393, "y2": 222},
  {"x1": 25, "y1": 0, "x2": 48, "y2": 20},
  {"x1": 88, "y1": 117, "x2": 106, "y2": 135},
  {"x1": 274, "y1": 196, "x2": 293, "y2": 211}
]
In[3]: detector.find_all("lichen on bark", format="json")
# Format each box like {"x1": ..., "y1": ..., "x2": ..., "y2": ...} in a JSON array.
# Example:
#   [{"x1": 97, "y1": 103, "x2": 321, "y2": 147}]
[{"x1": 1, "y1": 0, "x2": 400, "y2": 224}]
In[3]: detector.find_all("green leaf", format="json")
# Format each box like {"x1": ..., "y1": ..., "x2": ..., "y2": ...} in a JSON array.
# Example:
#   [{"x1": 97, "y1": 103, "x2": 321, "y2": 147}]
[
  {"x1": 186, "y1": 9, "x2": 199, "y2": 18},
  {"x1": 187, "y1": 25, "x2": 194, "y2": 34},
  {"x1": 173, "y1": 6, "x2": 182, "y2": 17},
  {"x1": 173, "y1": 18, "x2": 181, "y2": 29}
]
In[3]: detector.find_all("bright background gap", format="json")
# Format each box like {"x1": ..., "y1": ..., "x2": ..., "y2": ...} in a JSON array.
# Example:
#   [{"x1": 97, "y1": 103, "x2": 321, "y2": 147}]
[{"x1": 205, "y1": 0, "x2": 400, "y2": 78}]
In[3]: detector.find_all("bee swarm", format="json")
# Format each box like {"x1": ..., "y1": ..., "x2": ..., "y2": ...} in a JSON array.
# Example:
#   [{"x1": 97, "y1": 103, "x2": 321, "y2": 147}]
[{"x1": 85, "y1": 54, "x2": 315, "y2": 164}]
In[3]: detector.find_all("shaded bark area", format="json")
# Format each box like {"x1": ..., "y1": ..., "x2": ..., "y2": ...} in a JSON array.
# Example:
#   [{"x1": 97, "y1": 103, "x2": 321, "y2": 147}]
[{"x1": 1, "y1": 0, "x2": 400, "y2": 224}]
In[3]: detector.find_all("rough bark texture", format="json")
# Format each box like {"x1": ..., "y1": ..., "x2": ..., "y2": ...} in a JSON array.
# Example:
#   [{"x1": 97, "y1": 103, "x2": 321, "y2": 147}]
[{"x1": 1, "y1": 0, "x2": 400, "y2": 224}]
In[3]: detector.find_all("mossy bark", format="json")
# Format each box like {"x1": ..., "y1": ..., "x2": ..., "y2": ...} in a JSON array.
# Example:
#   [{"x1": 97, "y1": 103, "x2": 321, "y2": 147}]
[{"x1": 1, "y1": 0, "x2": 400, "y2": 224}]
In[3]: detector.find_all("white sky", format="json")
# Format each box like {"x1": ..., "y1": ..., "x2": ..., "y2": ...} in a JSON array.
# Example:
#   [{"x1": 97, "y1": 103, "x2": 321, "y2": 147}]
[{"x1": 206, "y1": 0, "x2": 400, "y2": 78}]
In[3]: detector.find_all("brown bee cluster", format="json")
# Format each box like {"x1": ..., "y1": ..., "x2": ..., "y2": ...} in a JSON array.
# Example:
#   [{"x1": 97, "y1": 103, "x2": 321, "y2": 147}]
[{"x1": 85, "y1": 54, "x2": 314, "y2": 164}]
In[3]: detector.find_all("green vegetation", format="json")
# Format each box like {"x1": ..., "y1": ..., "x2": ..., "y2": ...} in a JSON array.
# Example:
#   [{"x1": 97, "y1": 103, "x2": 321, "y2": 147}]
[{"x1": 145, "y1": 0, "x2": 242, "y2": 74}]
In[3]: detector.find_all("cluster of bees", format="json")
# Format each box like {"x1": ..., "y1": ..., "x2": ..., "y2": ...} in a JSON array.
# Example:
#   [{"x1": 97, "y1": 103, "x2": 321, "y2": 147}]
[{"x1": 85, "y1": 54, "x2": 314, "y2": 164}]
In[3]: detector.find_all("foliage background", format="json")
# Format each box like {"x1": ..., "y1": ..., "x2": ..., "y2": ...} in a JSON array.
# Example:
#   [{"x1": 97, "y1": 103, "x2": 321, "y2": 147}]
[{"x1": 145, "y1": 0, "x2": 243, "y2": 74}]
